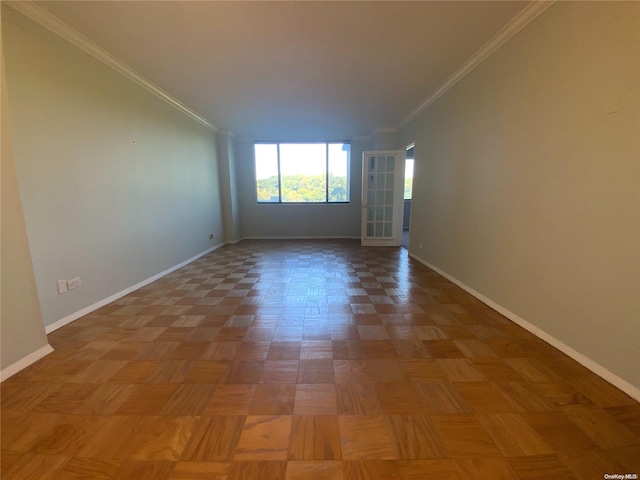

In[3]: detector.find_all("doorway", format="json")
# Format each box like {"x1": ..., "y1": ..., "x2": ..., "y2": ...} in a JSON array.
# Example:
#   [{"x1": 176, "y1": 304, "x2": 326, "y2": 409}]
[{"x1": 402, "y1": 144, "x2": 415, "y2": 249}]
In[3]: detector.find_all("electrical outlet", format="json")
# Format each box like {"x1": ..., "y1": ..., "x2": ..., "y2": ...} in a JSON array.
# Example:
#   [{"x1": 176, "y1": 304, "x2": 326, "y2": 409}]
[
  {"x1": 67, "y1": 277, "x2": 82, "y2": 290},
  {"x1": 209, "y1": 233, "x2": 214, "y2": 241},
  {"x1": 419, "y1": 242, "x2": 423, "y2": 249},
  {"x1": 57, "y1": 280, "x2": 68, "y2": 295}
]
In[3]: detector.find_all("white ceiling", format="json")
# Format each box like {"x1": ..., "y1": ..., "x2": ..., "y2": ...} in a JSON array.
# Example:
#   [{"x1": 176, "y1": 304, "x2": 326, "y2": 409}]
[{"x1": 36, "y1": 1, "x2": 530, "y2": 140}]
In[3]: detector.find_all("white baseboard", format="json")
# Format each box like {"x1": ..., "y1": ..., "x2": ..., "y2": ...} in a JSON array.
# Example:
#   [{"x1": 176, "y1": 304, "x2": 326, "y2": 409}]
[
  {"x1": 45, "y1": 243, "x2": 224, "y2": 334},
  {"x1": 243, "y1": 236, "x2": 359, "y2": 240},
  {"x1": 409, "y1": 252, "x2": 640, "y2": 402},
  {"x1": 1, "y1": 344, "x2": 54, "y2": 382}
]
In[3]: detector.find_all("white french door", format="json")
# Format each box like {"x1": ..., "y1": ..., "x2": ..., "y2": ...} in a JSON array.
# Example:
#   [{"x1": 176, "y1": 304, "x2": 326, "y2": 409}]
[{"x1": 361, "y1": 150, "x2": 406, "y2": 246}]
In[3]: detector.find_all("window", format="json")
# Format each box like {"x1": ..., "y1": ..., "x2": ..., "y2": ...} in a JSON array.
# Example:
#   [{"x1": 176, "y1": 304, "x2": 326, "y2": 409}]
[
  {"x1": 255, "y1": 142, "x2": 350, "y2": 203},
  {"x1": 404, "y1": 145, "x2": 414, "y2": 200}
]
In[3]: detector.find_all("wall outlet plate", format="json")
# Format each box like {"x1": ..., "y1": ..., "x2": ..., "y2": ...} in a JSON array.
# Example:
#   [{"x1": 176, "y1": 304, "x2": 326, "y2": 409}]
[
  {"x1": 67, "y1": 277, "x2": 82, "y2": 290},
  {"x1": 57, "y1": 280, "x2": 68, "y2": 295}
]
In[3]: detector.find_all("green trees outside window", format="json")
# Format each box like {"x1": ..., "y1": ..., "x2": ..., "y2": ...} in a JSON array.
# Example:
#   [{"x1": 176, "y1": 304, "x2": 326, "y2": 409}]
[{"x1": 255, "y1": 143, "x2": 350, "y2": 203}]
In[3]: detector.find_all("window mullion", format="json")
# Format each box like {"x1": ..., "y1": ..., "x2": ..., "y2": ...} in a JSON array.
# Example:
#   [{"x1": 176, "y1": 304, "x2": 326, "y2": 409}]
[
  {"x1": 325, "y1": 143, "x2": 329, "y2": 203},
  {"x1": 277, "y1": 143, "x2": 283, "y2": 203}
]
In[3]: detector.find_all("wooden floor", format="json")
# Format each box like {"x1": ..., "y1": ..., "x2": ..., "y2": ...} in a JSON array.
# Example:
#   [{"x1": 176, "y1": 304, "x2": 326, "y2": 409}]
[{"x1": 2, "y1": 240, "x2": 639, "y2": 479}]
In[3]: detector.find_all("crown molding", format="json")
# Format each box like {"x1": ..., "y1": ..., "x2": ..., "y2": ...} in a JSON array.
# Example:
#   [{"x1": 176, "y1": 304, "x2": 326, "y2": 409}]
[
  {"x1": 7, "y1": 1, "x2": 217, "y2": 132},
  {"x1": 397, "y1": 0, "x2": 556, "y2": 130}
]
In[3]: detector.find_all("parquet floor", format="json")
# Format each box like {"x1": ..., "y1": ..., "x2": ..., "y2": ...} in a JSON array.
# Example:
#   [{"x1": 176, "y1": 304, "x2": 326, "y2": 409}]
[{"x1": 2, "y1": 240, "x2": 639, "y2": 479}]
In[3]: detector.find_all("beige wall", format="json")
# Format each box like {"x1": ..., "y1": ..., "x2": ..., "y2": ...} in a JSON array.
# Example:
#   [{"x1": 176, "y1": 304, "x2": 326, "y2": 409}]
[
  {"x1": 1, "y1": 52, "x2": 51, "y2": 372},
  {"x1": 400, "y1": 2, "x2": 640, "y2": 391},
  {"x1": 3, "y1": 7, "x2": 224, "y2": 328}
]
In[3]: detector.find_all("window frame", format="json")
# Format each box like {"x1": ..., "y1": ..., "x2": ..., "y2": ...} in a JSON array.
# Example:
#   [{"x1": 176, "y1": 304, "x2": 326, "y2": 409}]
[{"x1": 254, "y1": 141, "x2": 351, "y2": 204}]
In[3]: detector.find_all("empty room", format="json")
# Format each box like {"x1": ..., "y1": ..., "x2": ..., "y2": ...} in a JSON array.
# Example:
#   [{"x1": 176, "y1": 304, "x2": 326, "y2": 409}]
[{"x1": 1, "y1": 1, "x2": 639, "y2": 479}]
